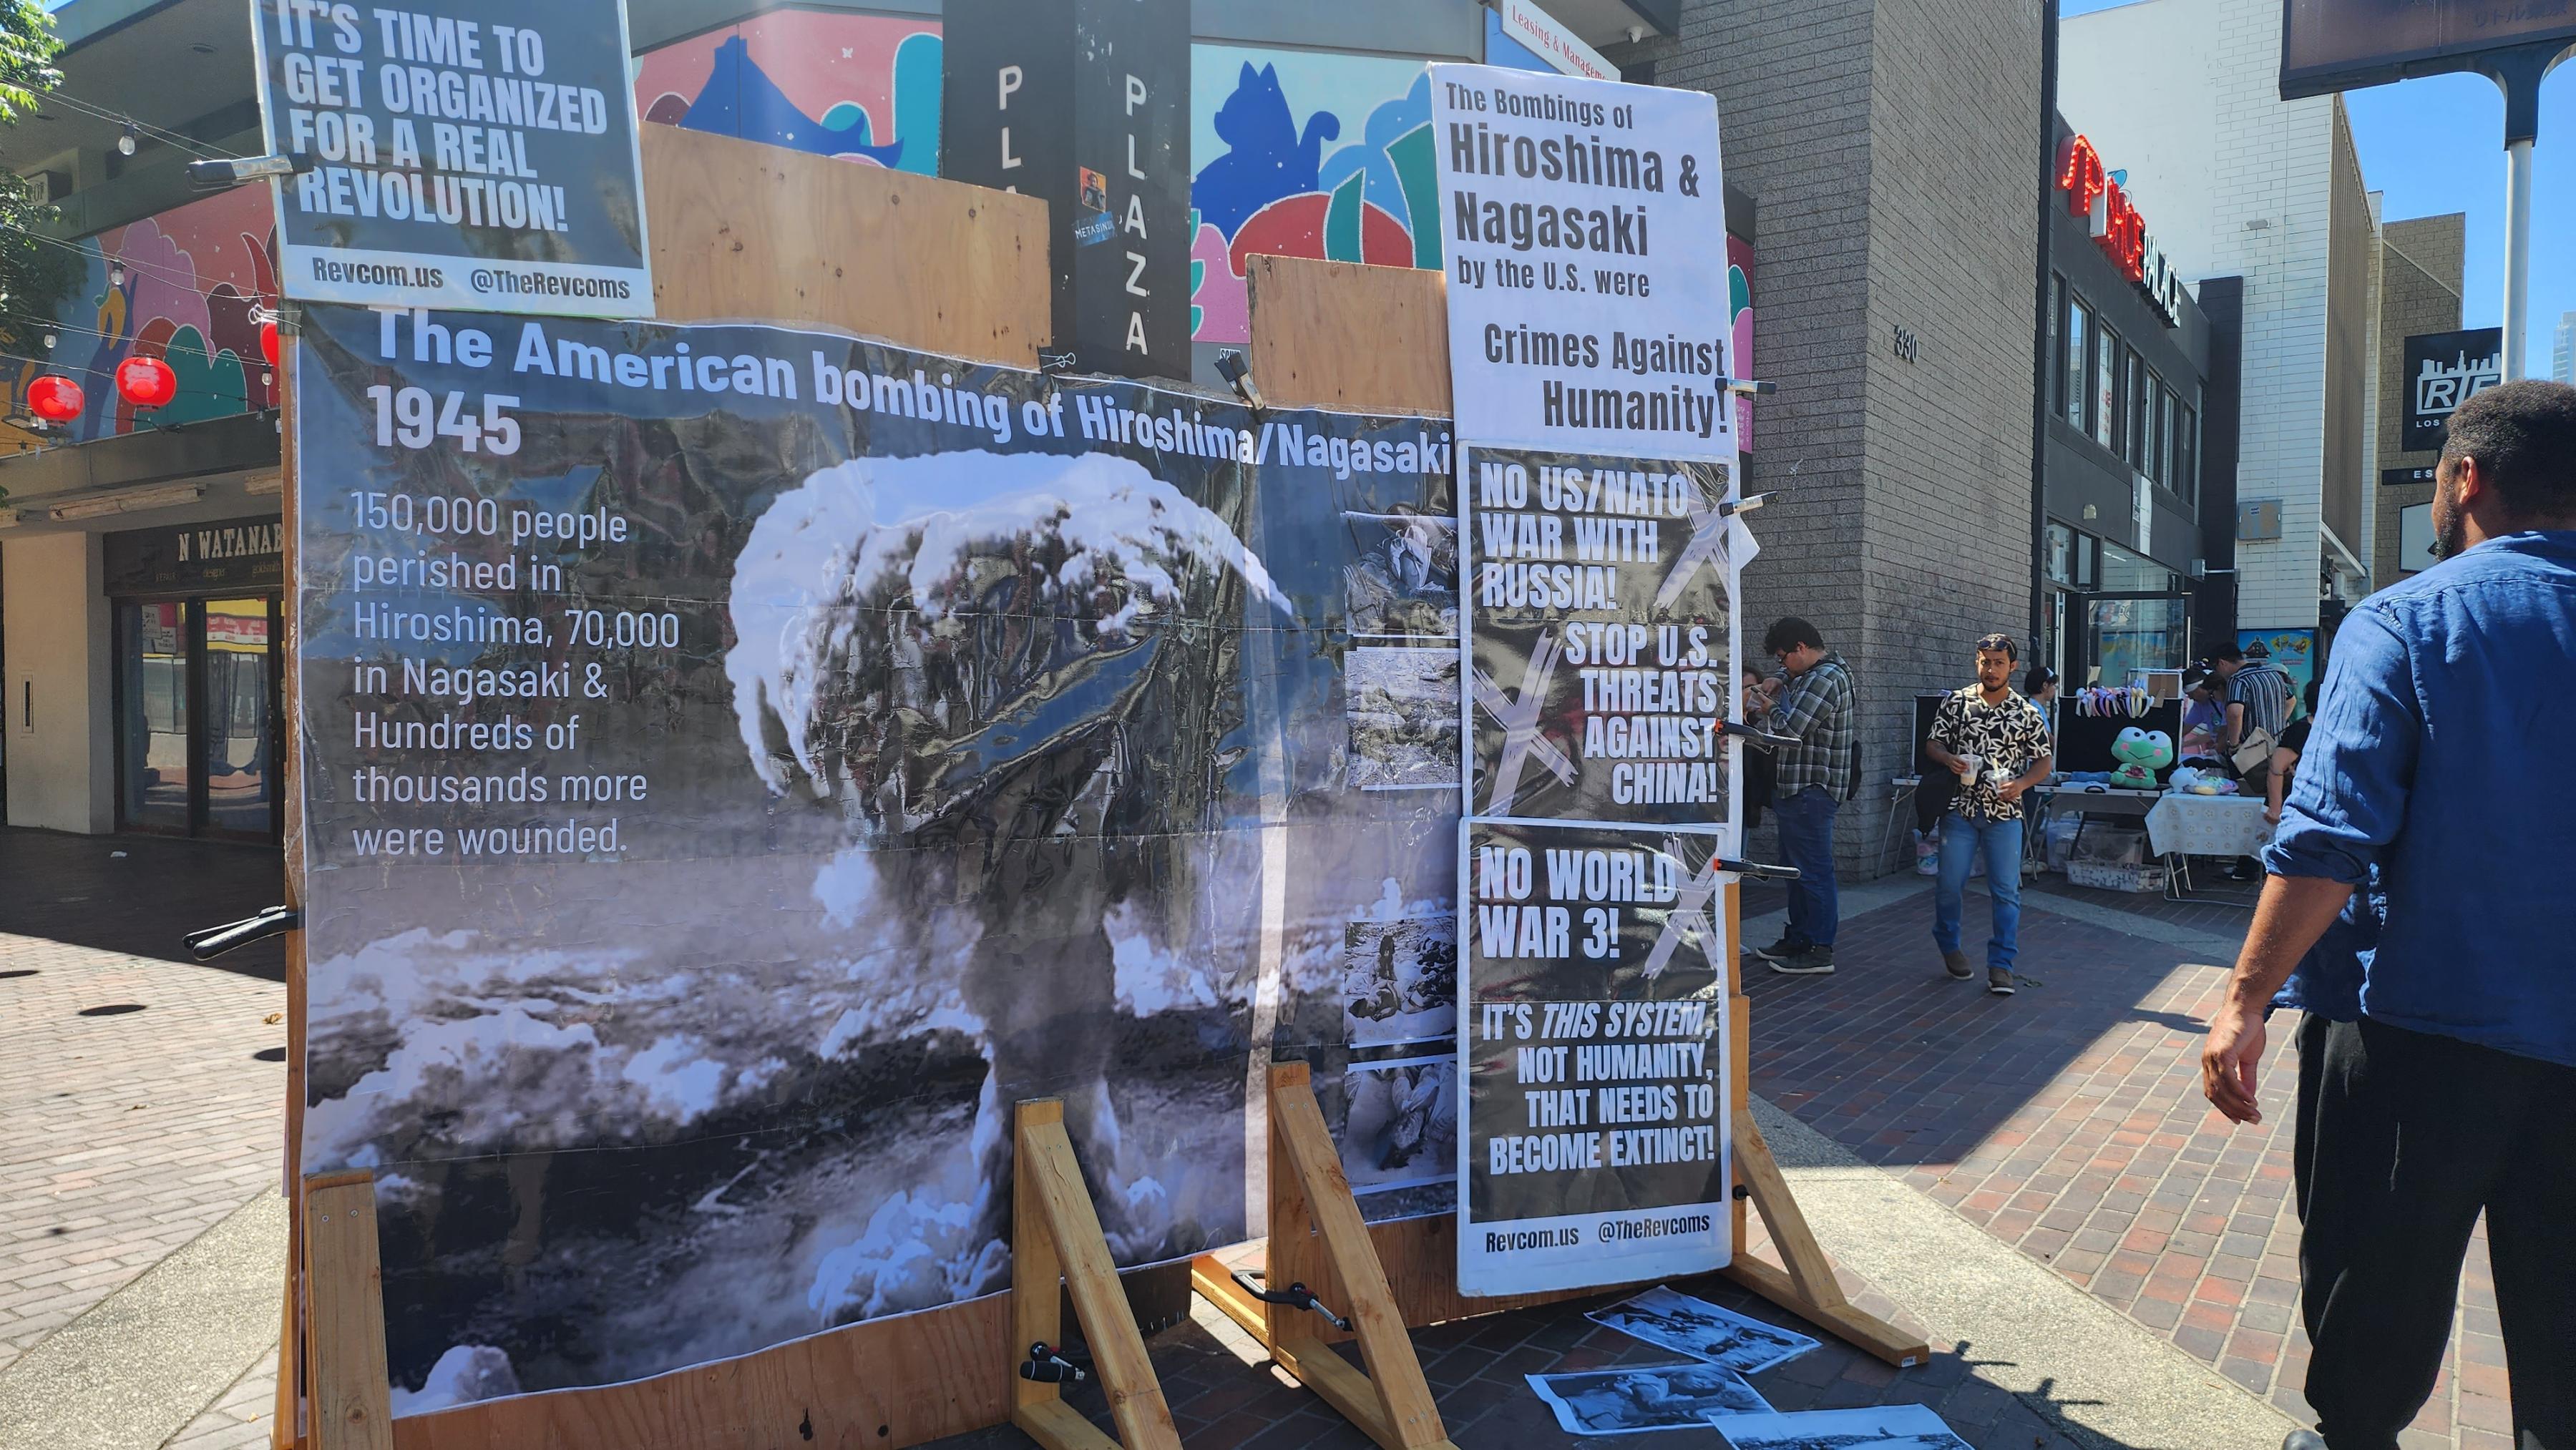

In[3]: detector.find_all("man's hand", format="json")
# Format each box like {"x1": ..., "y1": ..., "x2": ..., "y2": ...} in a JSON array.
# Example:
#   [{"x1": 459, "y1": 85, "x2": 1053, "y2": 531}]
[
  {"x1": 1951, "y1": 757, "x2": 1977, "y2": 781},
  {"x1": 2194, "y1": 874, "x2": 2354, "y2": 1129},
  {"x1": 2264, "y1": 802, "x2": 2283, "y2": 826},
  {"x1": 2201, "y1": 998, "x2": 2268, "y2": 1125},
  {"x1": 1997, "y1": 778, "x2": 2029, "y2": 803}
]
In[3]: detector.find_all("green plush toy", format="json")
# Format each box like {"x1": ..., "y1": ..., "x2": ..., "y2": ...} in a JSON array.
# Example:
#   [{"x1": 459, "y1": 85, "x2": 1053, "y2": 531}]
[{"x1": 2111, "y1": 726, "x2": 2174, "y2": 789}]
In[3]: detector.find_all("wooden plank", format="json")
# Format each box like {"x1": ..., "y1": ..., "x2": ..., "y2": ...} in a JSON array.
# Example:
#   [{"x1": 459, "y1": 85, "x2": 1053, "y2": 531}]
[
  {"x1": 1245, "y1": 257, "x2": 1450, "y2": 416},
  {"x1": 640, "y1": 124, "x2": 1050, "y2": 361},
  {"x1": 1017, "y1": 1109, "x2": 1181, "y2": 1450},
  {"x1": 1266, "y1": 1063, "x2": 1334, "y2": 1348},
  {"x1": 1013, "y1": 1099, "x2": 1068, "y2": 1416},
  {"x1": 277, "y1": 344, "x2": 307, "y2": 1450},
  {"x1": 1269, "y1": 1077, "x2": 1445, "y2": 1449},
  {"x1": 394, "y1": 1293, "x2": 1008, "y2": 1450},
  {"x1": 303, "y1": 1175, "x2": 393, "y2": 1450},
  {"x1": 1015, "y1": 1398, "x2": 1123, "y2": 1450},
  {"x1": 1272, "y1": 1338, "x2": 1455, "y2": 1450},
  {"x1": 1732, "y1": 1108, "x2": 1845, "y2": 1308},
  {"x1": 1187, "y1": 1255, "x2": 1267, "y2": 1343}
]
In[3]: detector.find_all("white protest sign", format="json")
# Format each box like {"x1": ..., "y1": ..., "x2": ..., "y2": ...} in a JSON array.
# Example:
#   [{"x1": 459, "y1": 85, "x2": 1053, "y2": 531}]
[{"x1": 1428, "y1": 64, "x2": 1735, "y2": 461}]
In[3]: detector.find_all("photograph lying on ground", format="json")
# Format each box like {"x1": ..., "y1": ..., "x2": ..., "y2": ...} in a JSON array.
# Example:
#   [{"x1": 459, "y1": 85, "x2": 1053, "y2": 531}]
[
  {"x1": 1704, "y1": 1404, "x2": 1974, "y2": 1449},
  {"x1": 1586, "y1": 1285, "x2": 1819, "y2": 1375},
  {"x1": 1525, "y1": 1363, "x2": 1771, "y2": 1435}
]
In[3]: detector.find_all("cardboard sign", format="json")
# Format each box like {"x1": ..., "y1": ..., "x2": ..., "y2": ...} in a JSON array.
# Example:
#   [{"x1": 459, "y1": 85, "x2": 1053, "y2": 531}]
[
  {"x1": 250, "y1": 0, "x2": 653, "y2": 315},
  {"x1": 1427, "y1": 63, "x2": 1735, "y2": 461}
]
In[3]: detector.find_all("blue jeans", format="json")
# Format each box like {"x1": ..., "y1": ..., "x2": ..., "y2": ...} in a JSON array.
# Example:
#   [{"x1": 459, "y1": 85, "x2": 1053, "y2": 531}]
[
  {"x1": 1933, "y1": 811, "x2": 2024, "y2": 969},
  {"x1": 1773, "y1": 786, "x2": 1841, "y2": 949}
]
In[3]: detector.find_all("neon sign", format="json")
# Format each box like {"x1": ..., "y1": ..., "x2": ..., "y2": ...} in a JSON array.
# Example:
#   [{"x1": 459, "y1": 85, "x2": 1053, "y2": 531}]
[{"x1": 2058, "y1": 134, "x2": 2183, "y2": 328}]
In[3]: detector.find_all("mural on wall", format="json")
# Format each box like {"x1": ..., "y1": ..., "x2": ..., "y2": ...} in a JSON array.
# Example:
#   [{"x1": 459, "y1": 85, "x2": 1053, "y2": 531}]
[
  {"x1": 1188, "y1": 46, "x2": 1443, "y2": 346},
  {"x1": 6, "y1": 183, "x2": 278, "y2": 446},
  {"x1": 633, "y1": 11, "x2": 942, "y2": 176},
  {"x1": 1727, "y1": 233, "x2": 1754, "y2": 452}
]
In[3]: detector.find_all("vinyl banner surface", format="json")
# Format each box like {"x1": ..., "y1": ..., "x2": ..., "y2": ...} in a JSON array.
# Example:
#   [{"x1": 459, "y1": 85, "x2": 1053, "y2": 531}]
[
  {"x1": 1460, "y1": 820, "x2": 1729, "y2": 1295},
  {"x1": 1463, "y1": 445, "x2": 1737, "y2": 831},
  {"x1": 250, "y1": 0, "x2": 653, "y2": 315},
  {"x1": 1433, "y1": 64, "x2": 1738, "y2": 1297},
  {"x1": 293, "y1": 302, "x2": 1465, "y2": 1409},
  {"x1": 1425, "y1": 63, "x2": 1736, "y2": 459}
]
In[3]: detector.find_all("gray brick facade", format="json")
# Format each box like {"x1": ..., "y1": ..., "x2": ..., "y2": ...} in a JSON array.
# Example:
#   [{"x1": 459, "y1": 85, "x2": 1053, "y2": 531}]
[{"x1": 1626, "y1": 0, "x2": 2045, "y2": 875}]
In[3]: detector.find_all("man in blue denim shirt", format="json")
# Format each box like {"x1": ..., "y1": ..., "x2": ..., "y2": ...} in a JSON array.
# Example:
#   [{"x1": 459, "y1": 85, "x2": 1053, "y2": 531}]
[{"x1": 2198, "y1": 382, "x2": 2576, "y2": 1450}]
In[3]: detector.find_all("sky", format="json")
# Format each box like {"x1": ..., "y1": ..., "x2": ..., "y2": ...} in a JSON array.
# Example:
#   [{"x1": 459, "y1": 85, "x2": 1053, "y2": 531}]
[{"x1": 2067, "y1": 0, "x2": 2575, "y2": 374}]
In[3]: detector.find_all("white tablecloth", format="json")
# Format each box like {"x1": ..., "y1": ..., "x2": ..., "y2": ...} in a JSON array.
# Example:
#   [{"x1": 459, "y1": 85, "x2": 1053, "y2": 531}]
[{"x1": 2144, "y1": 793, "x2": 2273, "y2": 858}]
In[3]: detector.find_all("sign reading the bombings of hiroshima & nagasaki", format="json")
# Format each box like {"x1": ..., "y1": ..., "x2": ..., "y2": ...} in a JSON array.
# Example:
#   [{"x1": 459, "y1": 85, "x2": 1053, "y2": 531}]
[
  {"x1": 1433, "y1": 64, "x2": 1740, "y2": 1298},
  {"x1": 250, "y1": 0, "x2": 653, "y2": 315},
  {"x1": 1427, "y1": 62, "x2": 1736, "y2": 459}
]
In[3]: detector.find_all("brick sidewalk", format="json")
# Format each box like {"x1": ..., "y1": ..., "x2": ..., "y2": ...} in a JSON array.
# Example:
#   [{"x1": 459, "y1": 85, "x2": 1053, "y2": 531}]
[
  {"x1": 933, "y1": 1271, "x2": 2086, "y2": 1450},
  {"x1": 0, "y1": 831, "x2": 289, "y2": 1446},
  {"x1": 1747, "y1": 882, "x2": 2500, "y2": 1449}
]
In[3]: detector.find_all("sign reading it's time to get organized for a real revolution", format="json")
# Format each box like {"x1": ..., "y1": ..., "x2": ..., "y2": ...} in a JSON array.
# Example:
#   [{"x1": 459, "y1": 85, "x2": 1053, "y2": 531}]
[
  {"x1": 249, "y1": 0, "x2": 653, "y2": 316},
  {"x1": 1432, "y1": 63, "x2": 1742, "y2": 1299}
]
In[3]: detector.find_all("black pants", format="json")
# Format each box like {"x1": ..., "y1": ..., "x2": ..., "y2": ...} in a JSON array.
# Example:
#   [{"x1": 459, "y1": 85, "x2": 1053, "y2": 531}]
[{"x1": 2294, "y1": 1014, "x2": 2576, "y2": 1449}]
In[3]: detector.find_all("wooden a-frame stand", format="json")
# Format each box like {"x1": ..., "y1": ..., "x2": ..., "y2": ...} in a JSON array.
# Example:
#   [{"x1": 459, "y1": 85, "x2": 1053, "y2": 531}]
[
  {"x1": 1012, "y1": 1099, "x2": 1184, "y2": 1450},
  {"x1": 1194, "y1": 1063, "x2": 1455, "y2": 1450}
]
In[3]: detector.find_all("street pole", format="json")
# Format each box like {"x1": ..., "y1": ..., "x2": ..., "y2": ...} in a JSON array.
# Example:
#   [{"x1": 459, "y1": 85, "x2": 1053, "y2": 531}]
[
  {"x1": 2479, "y1": 43, "x2": 2570, "y2": 381},
  {"x1": 2502, "y1": 137, "x2": 2533, "y2": 379}
]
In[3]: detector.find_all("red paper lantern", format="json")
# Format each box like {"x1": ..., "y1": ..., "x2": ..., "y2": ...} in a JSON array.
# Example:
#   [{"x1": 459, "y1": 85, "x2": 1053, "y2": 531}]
[
  {"x1": 25, "y1": 373, "x2": 84, "y2": 423},
  {"x1": 260, "y1": 320, "x2": 280, "y2": 366},
  {"x1": 115, "y1": 355, "x2": 178, "y2": 410}
]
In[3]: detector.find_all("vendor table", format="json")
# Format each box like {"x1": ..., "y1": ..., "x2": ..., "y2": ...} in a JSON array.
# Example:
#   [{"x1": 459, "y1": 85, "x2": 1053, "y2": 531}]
[{"x1": 2144, "y1": 793, "x2": 2273, "y2": 903}]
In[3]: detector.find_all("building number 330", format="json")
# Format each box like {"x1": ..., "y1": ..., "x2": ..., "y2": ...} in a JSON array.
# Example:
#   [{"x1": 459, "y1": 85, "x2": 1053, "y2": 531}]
[{"x1": 365, "y1": 385, "x2": 524, "y2": 455}]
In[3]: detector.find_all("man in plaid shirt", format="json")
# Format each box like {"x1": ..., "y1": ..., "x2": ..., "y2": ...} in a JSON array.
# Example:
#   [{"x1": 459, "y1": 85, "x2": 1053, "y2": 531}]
[{"x1": 1749, "y1": 617, "x2": 1859, "y2": 974}]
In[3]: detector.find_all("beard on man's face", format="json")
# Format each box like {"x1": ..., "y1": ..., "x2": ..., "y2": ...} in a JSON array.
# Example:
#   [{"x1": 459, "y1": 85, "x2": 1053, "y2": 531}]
[{"x1": 2431, "y1": 469, "x2": 2469, "y2": 561}]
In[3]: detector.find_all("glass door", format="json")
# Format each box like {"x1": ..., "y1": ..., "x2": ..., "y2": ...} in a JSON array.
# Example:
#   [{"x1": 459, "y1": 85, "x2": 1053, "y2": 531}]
[
  {"x1": 113, "y1": 594, "x2": 282, "y2": 840},
  {"x1": 201, "y1": 597, "x2": 278, "y2": 840},
  {"x1": 116, "y1": 601, "x2": 192, "y2": 831},
  {"x1": 2082, "y1": 592, "x2": 2190, "y2": 687}
]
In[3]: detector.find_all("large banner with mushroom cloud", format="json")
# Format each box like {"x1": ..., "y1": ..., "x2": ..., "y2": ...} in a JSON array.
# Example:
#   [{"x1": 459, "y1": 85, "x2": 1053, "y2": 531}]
[{"x1": 292, "y1": 301, "x2": 1471, "y2": 1411}]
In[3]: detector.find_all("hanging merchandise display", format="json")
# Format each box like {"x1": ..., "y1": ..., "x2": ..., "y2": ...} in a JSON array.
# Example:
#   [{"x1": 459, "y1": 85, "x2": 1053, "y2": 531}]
[
  {"x1": 293, "y1": 300, "x2": 1475, "y2": 1411},
  {"x1": 26, "y1": 373, "x2": 84, "y2": 422},
  {"x1": 1429, "y1": 62, "x2": 1745, "y2": 1298},
  {"x1": 114, "y1": 354, "x2": 179, "y2": 409}
]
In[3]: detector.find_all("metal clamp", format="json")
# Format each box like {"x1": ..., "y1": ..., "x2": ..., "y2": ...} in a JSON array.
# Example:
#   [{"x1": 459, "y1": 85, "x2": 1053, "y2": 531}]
[
  {"x1": 1018, "y1": 1341, "x2": 1089, "y2": 1384},
  {"x1": 1718, "y1": 718, "x2": 1800, "y2": 751},
  {"x1": 1229, "y1": 1269, "x2": 1352, "y2": 1331},
  {"x1": 1715, "y1": 858, "x2": 1801, "y2": 883},
  {"x1": 185, "y1": 906, "x2": 299, "y2": 961}
]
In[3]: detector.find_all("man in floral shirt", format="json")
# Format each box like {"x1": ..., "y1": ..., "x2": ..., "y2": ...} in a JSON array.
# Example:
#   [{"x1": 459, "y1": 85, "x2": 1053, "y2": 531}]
[{"x1": 1923, "y1": 633, "x2": 2054, "y2": 995}]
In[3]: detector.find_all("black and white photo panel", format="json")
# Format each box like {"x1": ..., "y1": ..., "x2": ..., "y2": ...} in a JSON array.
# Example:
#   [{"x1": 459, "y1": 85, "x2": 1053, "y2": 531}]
[
  {"x1": 1702, "y1": 1405, "x2": 1974, "y2": 1449},
  {"x1": 1586, "y1": 1285, "x2": 1818, "y2": 1376},
  {"x1": 1338, "y1": 1054, "x2": 1460, "y2": 1195},
  {"x1": 1523, "y1": 1363, "x2": 1770, "y2": 1436}
]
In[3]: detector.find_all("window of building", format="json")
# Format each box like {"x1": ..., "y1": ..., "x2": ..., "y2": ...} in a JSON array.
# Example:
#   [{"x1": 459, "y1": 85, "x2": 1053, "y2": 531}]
[
  {"x1": 2045, "y1": 521, "x2": 2075, "y2": 584},
  {"x1": 2175, "y1": 402, "x2": 2197, "y2": 507},
  {"x1": 2125, "y1": 349, "x2": 2148, "y2": 470},
  {"x1": 2049, "y1": 275, "x2": 2064, "y2": 415},
  {"x1": 2099, "y1": 538, "x2": 2182, "y2": 594},
  {"x1": 2158, "y1": 386, "x2": 2177, "y2": 490},
  {"x1": 2093, "y1": 324, "x2": 2118, "y2": 449},
  {"x1": 2065, "y1": 300, "x2": 2089, "y2": 431}
]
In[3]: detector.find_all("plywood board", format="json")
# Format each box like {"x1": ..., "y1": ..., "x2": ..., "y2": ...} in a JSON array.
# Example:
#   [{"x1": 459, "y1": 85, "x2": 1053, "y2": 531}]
[
  {"x1": 1246, "y1": 256, "x2": 1450, "y2": 416},
  {"x1": 640, "y1": 124, "x2": 1050, "y2": 363},
  {"x1": 392, "y1": 1296, "x2": 1010, "y2": 1450}
]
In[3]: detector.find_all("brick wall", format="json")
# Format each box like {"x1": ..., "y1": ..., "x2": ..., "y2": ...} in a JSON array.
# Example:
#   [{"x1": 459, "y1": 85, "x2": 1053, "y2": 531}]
[
  {"x1": 1626, "y1": 0, "x2": 2042, "y2": 876},
  {"x1": 2371, "y1": 215, "x2": 2465, "y2": 584}
]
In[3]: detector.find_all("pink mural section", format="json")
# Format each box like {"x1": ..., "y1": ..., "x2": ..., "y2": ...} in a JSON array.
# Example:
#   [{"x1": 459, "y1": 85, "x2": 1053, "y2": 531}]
[
  {"x1": 633, "y1": 11, "x2": 942, "y2": 177},
  {"x1": 1728, "y1": 233, "x2": 1755, "y2": 453},
  {"x1": 10, "y1": 184, "x2": 279, "y2": 445}
]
